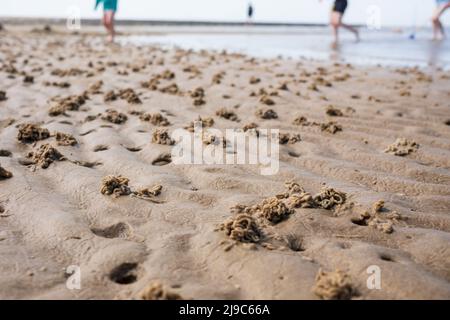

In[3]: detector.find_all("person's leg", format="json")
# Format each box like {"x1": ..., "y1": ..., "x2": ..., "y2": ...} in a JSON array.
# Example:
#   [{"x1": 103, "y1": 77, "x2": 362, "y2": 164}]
[
  {"x1": 432, "y1": 6, "x2": 445, "y2": 40},
  {"x1": 433, "y1": 3, "x2": 450, "y2": 39},
  {"x1": 104, "y1": 10, "x2": 115, "y2": 42},
  {"x1": 341, "y1": 22, "x2": 360, "y2": 41},
  {"x1": 330, "y1": 11, "x2": 341, "y2": 45}
]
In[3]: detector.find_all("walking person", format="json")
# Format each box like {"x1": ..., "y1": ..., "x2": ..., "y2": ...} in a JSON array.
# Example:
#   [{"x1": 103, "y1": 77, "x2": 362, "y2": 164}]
[
  {"x1": 96, "y1": 0, "x2": 118, "y2": 43},
  {"x1": 432, "y1": 0, "x2": 450, "y2": 40},
  {"x1": 321, "y1": 0, "x2": 359, "y2": 46}
]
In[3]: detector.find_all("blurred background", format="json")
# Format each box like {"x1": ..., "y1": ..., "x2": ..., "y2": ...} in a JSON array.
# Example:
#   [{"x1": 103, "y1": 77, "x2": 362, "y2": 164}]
[
  {"x1": 2, "y1": 0, "x2": 449, "y2": 69},
  {"x1": 2, "y1": 0, "x2": 449, "y2": 27}
]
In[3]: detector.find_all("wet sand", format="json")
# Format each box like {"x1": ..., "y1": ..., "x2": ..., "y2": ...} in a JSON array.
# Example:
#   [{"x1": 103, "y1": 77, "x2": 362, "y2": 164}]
[{"x1": 1, "y1": 25, "x2": 450, "y2": 300}]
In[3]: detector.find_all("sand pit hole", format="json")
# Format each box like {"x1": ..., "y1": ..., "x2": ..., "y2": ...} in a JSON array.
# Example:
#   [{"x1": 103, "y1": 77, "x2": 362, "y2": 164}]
[
  {"x1": 152, "y1": 153, "x2": 172, "y2": 166},
  {"x1": 379, "y1": 253, "x2": 395, "y2": 262},
  {"x1": 337, "y1": 242, "x2": 352, "y2": 249},
  {"x1": 124, "y1": 146, "x2": 142, "y2": 152},
  {"x1": 351, "y1": 217, "x2": 368, "y2": 226},
  {"x1": 91, "y1": 222, "x2": 131, "y2": 239},
  {"x1": 109, "y1": 263, "x2": 139, "y2": 285},
  {"x1": 288, "y1": 151, "x2": 300, "y2": 158},
  {"x1": 93, "y1": 144, "x2": 109, "y2": 152},
  {"x1": 284, "y1": 233, "x2": 305, "y2": 252}
]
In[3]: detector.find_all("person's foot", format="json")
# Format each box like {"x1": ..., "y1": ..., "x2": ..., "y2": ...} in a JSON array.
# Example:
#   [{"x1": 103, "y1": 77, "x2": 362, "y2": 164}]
[
  {"x1": 433, "y1": 34, "x2": 445, "y2": 41},
  {"x1": 354, "y1": 30, "x2": 360, "y2": 42},
  {"x1": 107, "y1": 35, "x2": 115, "y2": 43}
]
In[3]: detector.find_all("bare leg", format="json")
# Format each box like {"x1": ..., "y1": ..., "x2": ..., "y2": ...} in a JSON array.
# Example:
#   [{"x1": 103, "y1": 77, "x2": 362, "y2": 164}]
[
  {"x1": 330, "y1": 11, "x2": 359, "y2": 47},
  {"x1": 103, "y1": 10, "x2": 116, "y2": 43},
  {"x1": 330, "y1": 11, "x2": 341, "y2": 46},
  {"x1": 342, "y1": 23, "x2": 360, "y2": 41},
  {"x1": 432, "y1": 4, "x2": 450, "y2": 40}
]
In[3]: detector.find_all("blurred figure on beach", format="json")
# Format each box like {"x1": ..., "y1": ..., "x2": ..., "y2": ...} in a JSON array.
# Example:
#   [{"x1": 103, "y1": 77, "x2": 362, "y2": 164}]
[
  {"x1": 432, "y1": 0, "x2": 450, "y2": 40},
  {"x1": 96, "y1": 0, "x2": 118, "y2": 42},
  {"x1": 247, "y1": 2, "x2": 254, "y2": 25},
  {"x1": 320, "y1": 0, "x2": 359, "y2": 47}
]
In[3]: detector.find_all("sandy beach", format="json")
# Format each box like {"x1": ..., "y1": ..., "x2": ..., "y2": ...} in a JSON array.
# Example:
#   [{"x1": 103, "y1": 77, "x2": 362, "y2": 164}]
[{"x1": 1, "y1": 25, "x2": 450, "y2": 300}]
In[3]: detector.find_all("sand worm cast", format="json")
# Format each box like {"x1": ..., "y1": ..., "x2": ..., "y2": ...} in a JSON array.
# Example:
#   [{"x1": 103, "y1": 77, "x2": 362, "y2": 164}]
[{"x1": 171, "y1": 121, "x2": 280, "y2": 175}]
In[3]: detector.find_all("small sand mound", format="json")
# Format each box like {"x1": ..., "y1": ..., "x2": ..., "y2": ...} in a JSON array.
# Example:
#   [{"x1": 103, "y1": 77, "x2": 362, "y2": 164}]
[
  {"x1": 279, "y1": 133, "x2": 301, "y2": 145},
  {"x1": 48, "y1": 94, "x2": 87, "y2": 116},
  {"x1": 280, "y1": 181, "x2": 315, "y2": 208},
  {"x1": 160, "y1": 83, "x2": 180, "y2": 95},
  {"x1": 17, "y1": 124, "x2": 50, "y2": 143},
  {"x1": 104, "y1": 88, "x2": 142, "y2": 104},
  {"x1": 161, "y1": 69, "x2": 175, "y2": 80},
  {"x1": 0, "y1": 164, "x2": 13, "y2": 180},
  {"x1": 249, "y1": 76, "x2": 261, "y2": 84},
  {"x1": 100, "y1": 175, "x2": 131, "y2": 198},
  {"x1": 260, "y1": 95, "x2": 275, "y2": 106},
  {"x1": 152, "y1": 129, "x2": 174, "y2": 145},
  {"x1": 185, "y1": 116, "x2": 214, "y2": 132},
  {"x1": 141, "y1": 77, "x2": 160, "y2": 90},
  {"x1": 43, "y1": 81, "x2": 71, "y2": 88},
  {"x1": 104, "y1": 90, "x2": 118, "y2": 102},
  {"x1": 138, "y1": 282, "x2": 182, "y2": 300},
  {"x1": 190, "y1": 87, "x2": 206, "y2": 106},
  {"x1": 133, "y1": 184, "x2": 163, "y2": 202},
  {"x1": 190, "y1": 87, "x2": 205, "y2": 99},
  {"x1": 326, "y1": 105, "x2": 344, "y2": 117},
  {"x1": 202, "y1": 131, "x2": 225, "y2": 147},
  {"x1": 139, "y1": 113, "x2": 170, "y2": 126},
  {"x1": 285, "y1": 181, "x2": 305, "y2": 194},
  {"x1": 220, "y1": 214, "x2": 262, "y2": 243},
  {"x1": 216, "y1": 108, "x2": 239, "y2": 122},
  {"x1": 242, "y1": 122, "x2": 258, "y2": 132},
  {"x1": 119, "y1": 88, "x2": 142, "y2": 104},
  {"x1": 260, "y1": 197, "x2": 294, "y2": 224},
  {"x1": 368, "y1": 218, "x2": 394, "y2": 234},
  {"x1": 372, "y1": 200, "x2": 385, "y2": 213},
  {"x1": 27, "y1": 144, "x2": 66, "y2": 169},
  {"x1": 101, "y1": 109, "x2": 128, "y2": 124},
  {"x1": 288, "y1": 192, "x2": 315, "y2": 209},
  {"x1": 51, "y1": 68, "x2": 85, "y2": 77},
  {"x1": 23, "y1": 75, "x2": 34, "y2": 84},
  {"x1": 313, "y1": 187, "x2": 347, "y2": 210},
  {"x1": 320, "y1": 121, "x2": 342, "y2": 134},
  {"x1": 212, "y1": 71, "x2": 225, "y2": 84},
  {"x1": 55, "y1": 132, "x2": 77, "y2": 146},
  {"x1": 384, "y1": 138, "x2": 419, "y2": 156},
  {"x1": 313, "y1": 269, "x2": 356, "y2": 300},
  {"x1": 87, "y1": 80, "x2": 103, "y2": 94},
  {"x1": 278, "y1": 82, "x2": 289, "y2": 91},
  {"x1": 292, "y1": 116, "x2": 311, "y2": 126},
  {"x1": 351, "y1": 201, "x2": 402, "y2": 234},
  {"x1": 256, "y1": 108, "x2": 278, "y2": 120}
]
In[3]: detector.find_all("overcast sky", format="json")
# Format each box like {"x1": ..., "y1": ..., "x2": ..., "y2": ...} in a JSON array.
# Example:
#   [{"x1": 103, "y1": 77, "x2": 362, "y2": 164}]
[{"x1": 2, "y1": 0, "x2": 450, "y2": 27}]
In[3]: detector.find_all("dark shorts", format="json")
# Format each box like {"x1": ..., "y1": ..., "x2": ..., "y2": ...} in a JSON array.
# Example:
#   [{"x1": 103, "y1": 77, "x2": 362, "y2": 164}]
[{"x1": 333, "y1": 0, "x2": 348, "y2": 14}]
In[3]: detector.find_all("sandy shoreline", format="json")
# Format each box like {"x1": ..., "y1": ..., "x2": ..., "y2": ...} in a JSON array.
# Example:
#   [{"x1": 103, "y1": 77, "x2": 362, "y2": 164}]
[{"x1": 0, "y1": 26, "x2": 450, "y2": 300}]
